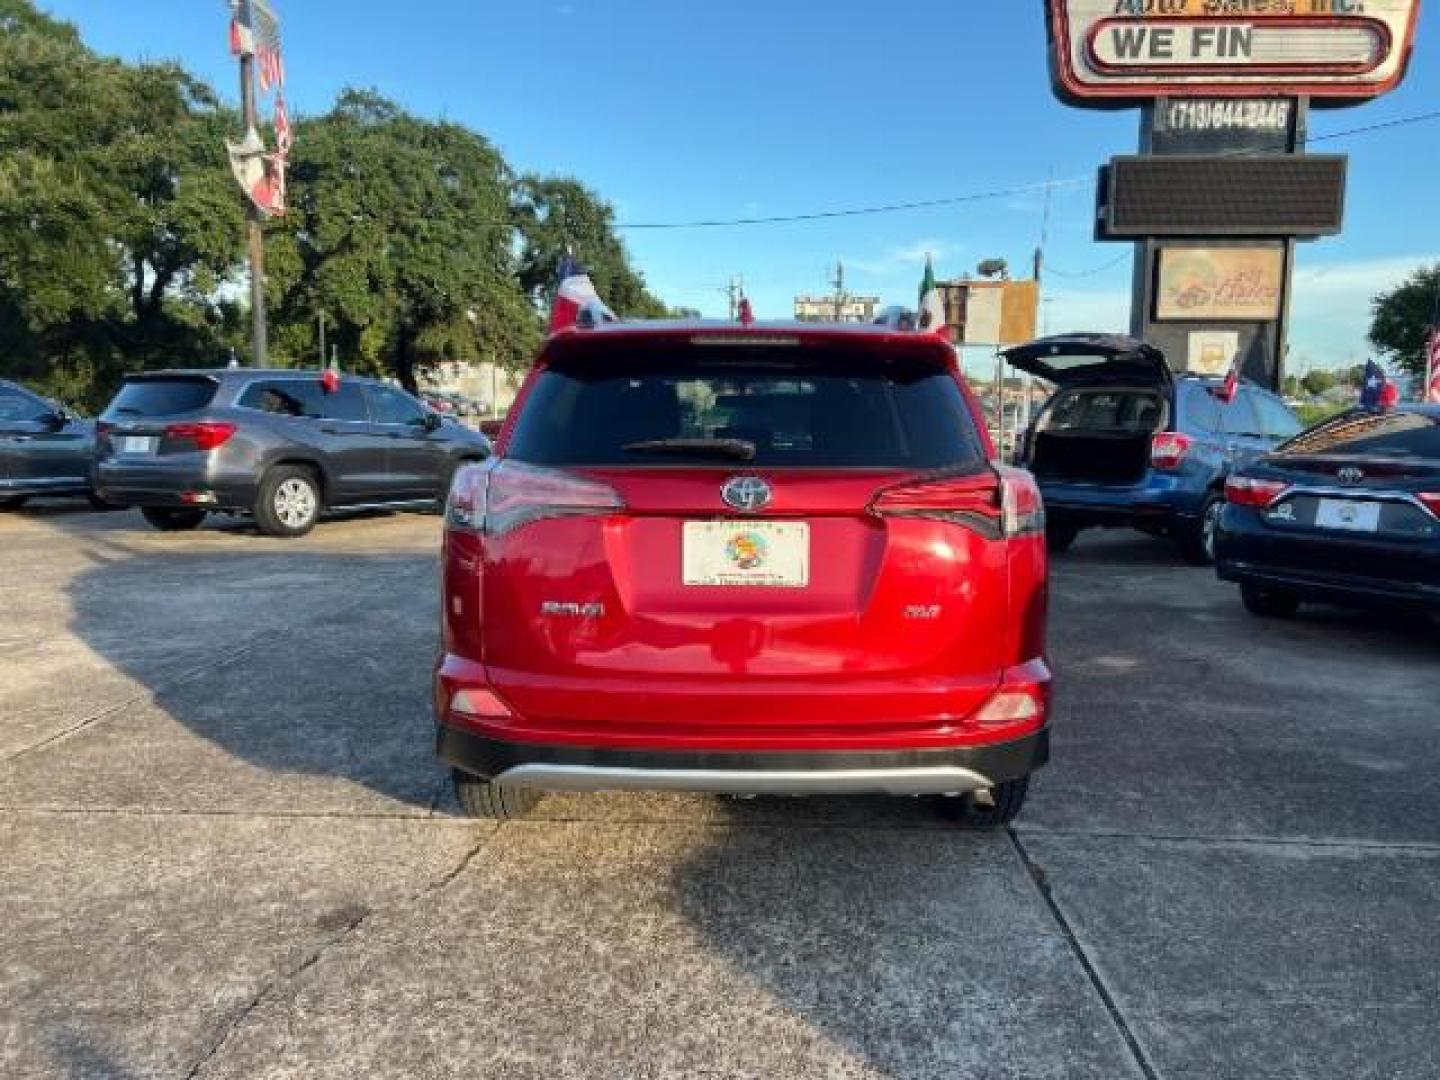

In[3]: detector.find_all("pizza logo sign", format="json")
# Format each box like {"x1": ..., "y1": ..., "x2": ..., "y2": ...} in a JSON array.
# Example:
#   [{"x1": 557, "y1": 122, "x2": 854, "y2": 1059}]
[{"x1": 1049, "y1": 0, "x2": 1421, "y2": 102}]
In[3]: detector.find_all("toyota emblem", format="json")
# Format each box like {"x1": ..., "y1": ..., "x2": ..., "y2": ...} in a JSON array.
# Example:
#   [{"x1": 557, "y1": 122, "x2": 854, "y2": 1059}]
[
  {"x1": 721, "y1": 476, "x2": 773, "y2": 513},
  {"x1": 1336, "y1": 467, "x2": 1366, "y2": 486}
]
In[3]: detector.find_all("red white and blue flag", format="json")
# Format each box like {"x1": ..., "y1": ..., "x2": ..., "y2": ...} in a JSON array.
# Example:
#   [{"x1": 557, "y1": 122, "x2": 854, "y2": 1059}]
[
  {"x1": 230, "y1": 1, "x2": 284, "y2": 89},
  {"x1": 274, "y1": 94, "x2": 293, "y2": 155},
  {"x1": 548, "y1": 254, "x2": 606, "y2": 333}
]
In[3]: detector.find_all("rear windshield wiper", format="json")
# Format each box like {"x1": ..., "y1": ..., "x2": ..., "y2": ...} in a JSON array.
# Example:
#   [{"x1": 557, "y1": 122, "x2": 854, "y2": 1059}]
[{"x1": 622, "y1": 438, "x2": 757, "y2": 462}]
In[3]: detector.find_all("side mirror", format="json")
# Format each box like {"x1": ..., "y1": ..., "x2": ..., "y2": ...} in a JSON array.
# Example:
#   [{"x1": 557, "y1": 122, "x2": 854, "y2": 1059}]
[
  {"x1": 423, "y1": 411, "x2": 443, "y2": 432},
  {"x1": 46, "y1": 409, "x2": 69, "y2": 429}
]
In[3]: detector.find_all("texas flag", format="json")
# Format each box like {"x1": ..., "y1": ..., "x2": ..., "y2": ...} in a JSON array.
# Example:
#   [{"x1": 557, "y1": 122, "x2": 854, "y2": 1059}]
[
  {"x1": 548, "y1": 253, "x2": 607, "y2": 333},
  {"x1": 1359, "y1": 358, "x2": 1391, "y2": 410}
]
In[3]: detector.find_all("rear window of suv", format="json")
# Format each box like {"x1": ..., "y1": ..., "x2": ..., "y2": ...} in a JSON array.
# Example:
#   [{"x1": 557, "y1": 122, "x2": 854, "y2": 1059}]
[
  {"x1": 507, "y1": 348, "x2": 984, "y2": 470},
  {"x1": 105, "y1": 377, "x2": 217, "y2": 418}
]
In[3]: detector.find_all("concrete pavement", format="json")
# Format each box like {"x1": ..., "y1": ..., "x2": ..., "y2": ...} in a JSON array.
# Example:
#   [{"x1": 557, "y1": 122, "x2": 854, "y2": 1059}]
[{"x1": 1, "y1": 505, "x2": 1435, "y2": 1078}]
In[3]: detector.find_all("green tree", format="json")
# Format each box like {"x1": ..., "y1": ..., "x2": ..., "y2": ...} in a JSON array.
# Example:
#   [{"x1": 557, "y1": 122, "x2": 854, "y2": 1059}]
[
  {"x1": 269, "y1": 90, "x2": 540, "y2": 393},
  {"x1": 1368, "y1": 264, "x2": 1440, "y2": 380},
  {"x1": 1299, "y1": 370, "x2": 1337, "y2": 397},
  {"x1": 0, "y1": 0, "x2": 243, "y2": 408},
  {"x1": 512, "y1": 176, "x2": 668, "y2": 319}
]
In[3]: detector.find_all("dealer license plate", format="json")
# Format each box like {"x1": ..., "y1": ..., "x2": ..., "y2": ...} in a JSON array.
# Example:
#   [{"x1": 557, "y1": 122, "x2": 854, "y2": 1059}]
[
  {"x1": 682, "y1": 521, "x2": 809, "y2": 587},
  {"x1": 1315, "y1": 498, "x2": 1380, "y2": 533},
  {"x1": 115, "y1": 436, "x2": 157, "y2": 456}
]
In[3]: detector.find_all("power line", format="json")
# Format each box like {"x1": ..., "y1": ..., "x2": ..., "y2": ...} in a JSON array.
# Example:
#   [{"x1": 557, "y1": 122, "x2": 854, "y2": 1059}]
[
  {"x1": 1047, "y1": 252, "x2": 1131, "y2": 279},
  {"x1": 617, "y1": 109, "x2": 1440, "y2": 232}
]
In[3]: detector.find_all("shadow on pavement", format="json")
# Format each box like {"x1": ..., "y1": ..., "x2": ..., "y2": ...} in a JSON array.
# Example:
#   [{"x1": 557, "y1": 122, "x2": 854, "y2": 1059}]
[{"x1": 62, "y1": 540, "x2": 443, "y2": 810}]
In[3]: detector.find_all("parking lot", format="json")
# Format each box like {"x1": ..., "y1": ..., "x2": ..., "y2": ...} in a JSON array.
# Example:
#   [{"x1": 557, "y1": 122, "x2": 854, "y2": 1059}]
[{"x1": 2, "y1": 506, "x2": 1437, "y2": 1080}]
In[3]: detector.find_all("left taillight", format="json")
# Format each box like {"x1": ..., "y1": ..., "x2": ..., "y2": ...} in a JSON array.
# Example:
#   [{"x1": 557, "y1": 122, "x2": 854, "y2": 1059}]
[
  {"x1": 446, "y1": 460, "x2": 622, "y2": 537},
  {"x1": 1225, "y1": 475, "x2": 1289, "y2": 508},
  {"x1": 164, "y1": 422, "x2": 236, "y2": 451},
  {"x1": 871, "y1": 467, "x2": 1044, "y2": 539},
  {"x1": 1418, "y1": 493, "x2": 1440, "y2": 519},
  {"x1": 1151, "y1": 431, "x2": 1194, "y2": 471}
]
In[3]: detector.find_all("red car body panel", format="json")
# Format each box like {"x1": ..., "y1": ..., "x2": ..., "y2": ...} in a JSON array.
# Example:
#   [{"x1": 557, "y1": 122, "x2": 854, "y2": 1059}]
[{"x1": 437, "y1": 322, "x2": 1048, "y2": 763}]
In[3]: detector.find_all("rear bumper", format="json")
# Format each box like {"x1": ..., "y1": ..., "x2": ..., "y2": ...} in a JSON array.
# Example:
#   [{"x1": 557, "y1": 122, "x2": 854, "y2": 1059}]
[
  {"x1": 1217, "y1": 559, "x2": 1440, "y2": 611},
  {"x1": 94, "y1": 458, "x2": 257, "y2": 509},
  {"x1": 1037, "y1": 474, "x2": 1202, "y2": 529},
  {"x1": 437, "y1": 723, "x2": 1048, "y2": 795},
  {"x1": 1216, "y1": 507, "x2": 1440, "y2": 611}
]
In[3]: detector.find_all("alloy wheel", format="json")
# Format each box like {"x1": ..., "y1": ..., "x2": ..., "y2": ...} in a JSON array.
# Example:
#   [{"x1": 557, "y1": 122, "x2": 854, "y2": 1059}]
[{"x1": 274, "y1": 478, "x2": 317, "y2": 529}]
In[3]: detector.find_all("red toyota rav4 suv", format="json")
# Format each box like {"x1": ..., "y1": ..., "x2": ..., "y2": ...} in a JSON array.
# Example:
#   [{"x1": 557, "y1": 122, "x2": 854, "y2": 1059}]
[{"x1": 435, "y1": 321, "x2": 1051, "y2": 826}]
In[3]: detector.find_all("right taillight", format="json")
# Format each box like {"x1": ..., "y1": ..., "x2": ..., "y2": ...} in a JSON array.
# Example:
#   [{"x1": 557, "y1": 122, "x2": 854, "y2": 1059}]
[
  {"x1": 1418, "y1": 493, "x2": 1440, "y2": 519},
  {"x1": 1225, "y1": 475, "x2": 1290, "y2": 508},
  {"x1": 446, "y1": 460, "x2": 622, "y2": 537},
  {"x1": 1151, "y1": 431, "x2": 1194, "y2": 471},
  {"x1": 871, "y1": 467, "x2": 1043, "y2": 539}
]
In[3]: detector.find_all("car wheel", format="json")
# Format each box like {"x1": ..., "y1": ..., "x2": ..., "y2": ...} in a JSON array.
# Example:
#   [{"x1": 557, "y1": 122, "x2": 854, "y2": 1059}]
[
  {"x1": 0, "y1": 495, "x2": 27, "y2": 511},
  {"x1": 452, "y1": 770, "x2": 541, "y2": 820},
  {"x1": 140, "y1": 506, "x2": 207, "y2": 532},
  {"x1": 939, "y1": 776, "x2": 1029, "y2": 829},
  {"x1": 255, "y1": 465, "x2": 321, "y2": 538},
  {"x1": 1181, "y1": 493, "x2": 1224, "y2": 566},
  {"x1": 1045, "y1": 523, "x2": 1079, "y2": 554},
  {"x1": 1240, "y1": 582, "x2": 1301, "y2": 619}
]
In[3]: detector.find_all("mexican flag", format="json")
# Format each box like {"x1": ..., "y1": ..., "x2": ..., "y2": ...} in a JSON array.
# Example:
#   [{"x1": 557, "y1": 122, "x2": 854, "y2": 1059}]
[{"x1": 917, "y1": 255, "x2": 946, "y2": 336}]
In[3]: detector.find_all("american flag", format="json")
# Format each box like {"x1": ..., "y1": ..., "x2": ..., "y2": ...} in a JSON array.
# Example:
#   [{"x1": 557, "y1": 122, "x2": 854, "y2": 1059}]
[{"x1": 230, "y1": 1, "x2": 284, "y2": 90}]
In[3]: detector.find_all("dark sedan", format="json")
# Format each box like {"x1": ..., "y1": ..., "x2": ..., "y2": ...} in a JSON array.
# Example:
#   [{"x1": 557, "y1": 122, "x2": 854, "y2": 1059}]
[
  {"x1": 1215, "y1": 405, "x2": 1440, "y2": 617},
  {"x1": 0, "y1": 379, "x2": 101, "y2": 510}
]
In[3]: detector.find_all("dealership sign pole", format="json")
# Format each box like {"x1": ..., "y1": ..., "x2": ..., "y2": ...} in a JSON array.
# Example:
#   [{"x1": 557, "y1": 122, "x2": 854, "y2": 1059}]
[{"x1": 1047, "y1": 0, "x2": 1422, "y2": 391}]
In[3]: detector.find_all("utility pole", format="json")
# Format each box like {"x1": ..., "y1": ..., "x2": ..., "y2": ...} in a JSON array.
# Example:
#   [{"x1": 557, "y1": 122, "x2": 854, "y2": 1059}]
[
  {"x1": 236, "y1": 5, "x2": 268, "y2": 368},
  {"x1": 830, "y1": 261, "x2": 847, "y2": 321},
  {"x1": 317, "y1": 309, "x2": 326, "y2": 367}
]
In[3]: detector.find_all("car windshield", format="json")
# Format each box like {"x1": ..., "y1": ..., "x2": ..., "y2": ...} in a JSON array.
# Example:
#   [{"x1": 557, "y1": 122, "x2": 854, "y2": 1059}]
[{"x1": 506, "y1": 348, "x2": 985, "y2": 470}]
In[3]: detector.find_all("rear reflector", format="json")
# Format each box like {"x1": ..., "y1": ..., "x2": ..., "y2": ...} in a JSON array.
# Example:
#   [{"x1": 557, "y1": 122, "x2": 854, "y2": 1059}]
[
  {"x1": 164, "y1": 422, "x2": 236, "y2": 451},
  {"x1": 973, "y1": 689, "x2": 1043, "y2": 728},
  {"x1": 1225, "y1": 475, "x2": 1290, "y2": 508},
  {"x1": 871, "y1": 468, "x2": 1044, "y2": 539},
  {"x1": 450, "y1": 688, "x2": 513, "y2": 719},
  {"x1": 446, "y1": 460, "x2": 622, "y2": 538},
  {"x1": 1150, "y1": 431, "x2": 1194, "y2": 471}
]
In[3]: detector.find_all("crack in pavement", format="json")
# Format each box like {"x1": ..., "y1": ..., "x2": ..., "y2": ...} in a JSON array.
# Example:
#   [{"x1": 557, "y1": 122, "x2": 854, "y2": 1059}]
[
  {"x1": 1007, "y1": 827, "x2": 1160, "y2": 1080},
  {"x1": 180, "y1": 825, "x2": 496, "y2": 1080}
]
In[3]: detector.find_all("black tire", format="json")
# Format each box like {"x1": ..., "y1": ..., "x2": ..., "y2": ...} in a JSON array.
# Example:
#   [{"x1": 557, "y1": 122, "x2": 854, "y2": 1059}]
[
  {"x1": 452, "y1": 770, "x2": 542, "y2": 820},
  {"x1": 0, "y1": 495, "x2": 26, "y2": 511},
  {"x1": 141, "y1": 506, "x2": 207, "y2": 532},
  {"x1": 1181, "y1": 493, "x2": 1224, "y2": 566},
  {"x1": 254, "y1": 465, "x2": 322, "y2": 538},
  {"x1": 1045, "y1": 523, "x2": 1079, "y2": 554},
  {"x1": 1240, "y1": 582, "x2": 1301, "y2": 619},
  {"x1": 938, "y1": 776, "x2": 1029, "y2": 829}
]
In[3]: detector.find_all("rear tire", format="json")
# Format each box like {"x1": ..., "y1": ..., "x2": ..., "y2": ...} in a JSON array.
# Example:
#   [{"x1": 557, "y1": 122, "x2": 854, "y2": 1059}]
[
  {"x1": 141, "y1": 506, "x2": 206, "y2": 532},
  {"x1": 939, "y1": 776, "x2": 1029, "y2": 829},
  {"x1": 254, "y1": 465, "x2": 321, "y2": 538},
  {"x1": 1240, "y1": 582, "x2": 1300, "y2": 619},
  {"x1": 452, "y1": 770, "x2": 542, "y2": 820},
  {"x1": 1045, "y1": 523, "x2": 1079, "y2": 554},
  {"x1": 1181, "y1": 493, "x2": 1224, "y2": 566}
]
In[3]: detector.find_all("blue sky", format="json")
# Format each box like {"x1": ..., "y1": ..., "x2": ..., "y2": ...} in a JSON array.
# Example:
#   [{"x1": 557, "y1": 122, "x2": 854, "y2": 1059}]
[{"x1": 44, "y1": 0, "x2": 1439, "y2": 371}]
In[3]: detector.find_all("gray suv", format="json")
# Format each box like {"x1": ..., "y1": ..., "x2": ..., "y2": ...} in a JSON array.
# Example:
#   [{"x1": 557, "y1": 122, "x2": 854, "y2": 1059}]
[
  {"x1": 95, "y1": 369, "x2": 491, "y2": 537},
  {"x1": 0, "y1": 379, "x2": 99, "y2": 509}
]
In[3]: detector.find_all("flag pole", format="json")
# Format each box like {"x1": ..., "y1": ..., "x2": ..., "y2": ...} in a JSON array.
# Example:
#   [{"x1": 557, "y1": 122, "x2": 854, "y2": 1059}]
[{"x1": 236, "y1": 2, "x2": 268, "y2": 368}]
